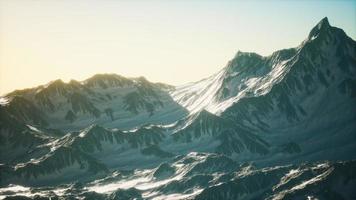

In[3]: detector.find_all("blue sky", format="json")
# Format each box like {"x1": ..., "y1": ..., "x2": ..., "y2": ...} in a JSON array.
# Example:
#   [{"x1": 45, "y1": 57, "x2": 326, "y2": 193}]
[{"x1": 0, "y1": 0, "x2": 355, "y2": 94}]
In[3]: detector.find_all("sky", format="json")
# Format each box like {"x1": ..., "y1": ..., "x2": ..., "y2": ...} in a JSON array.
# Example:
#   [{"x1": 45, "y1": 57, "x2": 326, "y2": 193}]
[{"x1": 0, "y1": 0, "x2": 355, "y2": 95}]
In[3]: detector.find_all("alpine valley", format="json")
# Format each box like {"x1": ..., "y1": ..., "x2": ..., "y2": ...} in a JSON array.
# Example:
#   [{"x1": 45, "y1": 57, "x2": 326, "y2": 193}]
[{"x1": 0, "y1": 17, "x2": 355, "y2": 200}]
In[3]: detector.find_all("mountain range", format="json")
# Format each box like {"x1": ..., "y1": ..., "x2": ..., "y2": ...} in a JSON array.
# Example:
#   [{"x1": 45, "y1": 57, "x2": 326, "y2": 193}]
[{"x1": 0, "y1": 17, "x2": 355, "y2": 200}]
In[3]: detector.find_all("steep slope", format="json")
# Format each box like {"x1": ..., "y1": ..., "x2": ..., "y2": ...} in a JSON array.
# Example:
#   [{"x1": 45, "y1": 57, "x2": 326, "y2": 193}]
[
  {"x1": 170, "y1": 47, "x2": 297, "y2": 115},
  {"x1": 171, "y1": 110, "x2": 269, "y2": 155}
]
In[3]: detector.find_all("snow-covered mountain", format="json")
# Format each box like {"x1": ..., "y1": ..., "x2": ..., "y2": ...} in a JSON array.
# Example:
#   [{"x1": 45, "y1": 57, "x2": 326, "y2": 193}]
[
  {"x1": 2, "y1": 74, "x2": 187, "y2": 132},
  {"x1": 1, "y1": 154, "x2": 355, "y2": 199},
  {"x1": 173, "y1": 17, "x2": 356, "y2": 164},
  {"x1": 0, "y1": 17, "x2": 356, "y2": 199}
]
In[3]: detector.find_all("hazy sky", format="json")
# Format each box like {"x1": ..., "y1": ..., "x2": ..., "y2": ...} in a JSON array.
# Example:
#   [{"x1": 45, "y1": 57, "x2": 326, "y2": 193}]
[{"x1": 1, "y1": 0, "x2": 355, "y2": 95}]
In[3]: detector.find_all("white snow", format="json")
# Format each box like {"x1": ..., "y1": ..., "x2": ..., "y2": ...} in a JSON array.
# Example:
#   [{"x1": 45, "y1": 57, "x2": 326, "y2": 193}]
[
  {"x1": 0, "y1": 97, "x2": 9, "y2": 106},
  {"x1": 0, "y1": 185, "x2": 31, "y2": 200},
  {"x1": 170, "y1": 54, "x2": 294, "y2": 115},
  {"x1": 26, "y1": 125, "x2": 41, "y2": 133},
  {"x1": 87, "y1": 152, "x2": 214, "y2": 199}
]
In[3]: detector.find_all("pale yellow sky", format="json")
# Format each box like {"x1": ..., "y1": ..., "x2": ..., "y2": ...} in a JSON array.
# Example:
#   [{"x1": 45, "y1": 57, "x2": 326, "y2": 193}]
[{"x1": 1, "y1": 0, "x2": 355, "y2": 95}]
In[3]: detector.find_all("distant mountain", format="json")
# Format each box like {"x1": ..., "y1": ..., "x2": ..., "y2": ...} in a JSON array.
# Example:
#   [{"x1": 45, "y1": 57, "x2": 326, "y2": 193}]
[
  {"x1": 0, "y1": 17, "x2": 355, "y2": 199},
  {"x1": 1, "y1": 74, "x2": 187, "y2": 132}
]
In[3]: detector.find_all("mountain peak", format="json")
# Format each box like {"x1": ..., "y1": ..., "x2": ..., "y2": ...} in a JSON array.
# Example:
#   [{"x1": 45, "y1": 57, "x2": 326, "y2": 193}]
[
  {"x1": 41, "y1": 79, "x2": 66, "y2": 91},
  {"x1": 308, "y1": 17, "x2": 332, "y2": 40},
  {"x1": 317, "y1": 17, "x2": 330, "y2": 28}
]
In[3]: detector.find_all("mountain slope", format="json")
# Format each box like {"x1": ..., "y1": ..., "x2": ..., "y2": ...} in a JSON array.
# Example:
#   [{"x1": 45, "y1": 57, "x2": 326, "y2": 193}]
[
  {"x1": 221, "y1": 17, "x2": 356, "y2": 164},
  {"x1": 1, "y1": 157, "x2": 355, "y2": 200},
  {"x1": 172, "y1": 17, "x2": 356, "y2": 165},
  {"x1": 1, "y1": 74, "x2": 187, "y2": 133}
]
